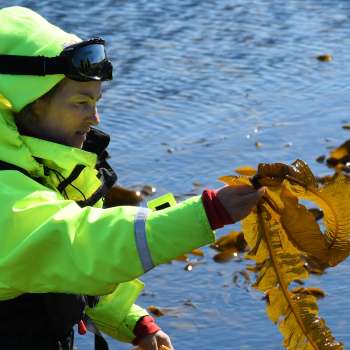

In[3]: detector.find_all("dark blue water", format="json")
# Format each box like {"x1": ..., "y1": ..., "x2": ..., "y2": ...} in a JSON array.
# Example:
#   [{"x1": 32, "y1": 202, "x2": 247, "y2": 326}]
[{"x1": 3, "y1": 0, "x2": 350, "y2": 349}]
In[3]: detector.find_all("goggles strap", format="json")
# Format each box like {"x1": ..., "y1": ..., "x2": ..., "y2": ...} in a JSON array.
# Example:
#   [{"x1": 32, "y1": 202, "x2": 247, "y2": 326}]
[{"x1": 0, "y1": 55, "x2": 67, "y2": 76}]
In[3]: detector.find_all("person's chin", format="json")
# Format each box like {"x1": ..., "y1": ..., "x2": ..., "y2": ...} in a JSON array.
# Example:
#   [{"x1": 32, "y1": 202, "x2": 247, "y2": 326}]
[{"x1": 73, "y1": 132, "x2": 87, "y2": 148}]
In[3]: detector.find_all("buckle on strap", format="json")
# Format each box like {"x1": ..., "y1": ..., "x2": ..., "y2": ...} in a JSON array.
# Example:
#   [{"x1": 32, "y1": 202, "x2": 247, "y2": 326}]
[{"x1": 77, "y1": 167, "x2": 115, "y2": 208}]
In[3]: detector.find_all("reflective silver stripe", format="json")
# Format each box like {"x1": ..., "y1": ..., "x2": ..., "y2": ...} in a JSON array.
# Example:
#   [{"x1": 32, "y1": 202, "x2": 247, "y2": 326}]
[{"x1": 135, "y1": 207, "x2": 154, "y2": 272}]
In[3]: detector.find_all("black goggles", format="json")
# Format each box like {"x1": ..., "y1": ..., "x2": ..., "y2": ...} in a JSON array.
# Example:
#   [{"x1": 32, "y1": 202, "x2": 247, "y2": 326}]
[{"x1": 0, "y1": 38, "x2": 113, "y2": 82}]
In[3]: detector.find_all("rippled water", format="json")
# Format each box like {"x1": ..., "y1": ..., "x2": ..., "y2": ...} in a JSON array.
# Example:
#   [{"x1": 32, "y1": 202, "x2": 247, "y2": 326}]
[{"x1": 3, "y1": 0, "x2": 350, "y2": 349}]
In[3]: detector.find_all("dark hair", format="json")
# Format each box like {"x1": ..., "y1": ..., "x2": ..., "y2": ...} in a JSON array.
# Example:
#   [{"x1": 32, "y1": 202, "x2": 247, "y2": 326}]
[{"x1": 14, "y1": 80, "x2": 63, "y2": 134}]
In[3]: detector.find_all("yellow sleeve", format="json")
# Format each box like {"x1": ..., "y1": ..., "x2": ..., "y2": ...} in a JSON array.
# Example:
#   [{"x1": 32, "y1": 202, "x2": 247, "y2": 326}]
[
  {"x1": 0, "y1": 171, "x2": 214, "y2": 299},
  {"x1": 86, "y1": 280, "x2": 147, "y2": 343}
]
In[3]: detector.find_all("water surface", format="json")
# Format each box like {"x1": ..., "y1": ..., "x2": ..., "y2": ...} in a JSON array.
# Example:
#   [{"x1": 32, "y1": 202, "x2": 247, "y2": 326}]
[{"x1": 2, "y1": 1, "x2": 350, "y2": 349}]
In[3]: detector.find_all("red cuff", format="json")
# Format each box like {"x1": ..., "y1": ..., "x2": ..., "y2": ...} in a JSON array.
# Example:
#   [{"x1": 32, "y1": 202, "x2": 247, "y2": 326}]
[
  {"x1": 132, "y1": 315, "x2": 161, "y2": 345},
  {"x1": 202, "y1": 189, "x2": 233, "y2": 230}
]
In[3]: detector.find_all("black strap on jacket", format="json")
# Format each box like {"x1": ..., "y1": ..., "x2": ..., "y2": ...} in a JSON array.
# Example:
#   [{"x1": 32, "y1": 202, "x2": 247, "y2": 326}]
[
  {"x1": 77, "y1": 167, "x2": 116, "y2": 207},
  {"x1": 57, "y1": 164, "x2": 86, "y2": 193},
  {"x1": 0, "y1": 128, "x2": 117, "y2": 350},
  {"x1": 0, "y1": 159, "x2": 31, "y2": 176}
]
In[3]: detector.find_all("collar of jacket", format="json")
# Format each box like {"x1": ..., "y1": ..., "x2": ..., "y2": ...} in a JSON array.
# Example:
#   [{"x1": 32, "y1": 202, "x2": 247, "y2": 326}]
[
  {"x1": 23, "y1": 136, "x2": 103, "y2": 204},
  {"x1": 22, "y1": 135, "x2": 97, "y2": 178},
  {"x1": 0, "y1": 108, "x2": 103, "y2": 204}
]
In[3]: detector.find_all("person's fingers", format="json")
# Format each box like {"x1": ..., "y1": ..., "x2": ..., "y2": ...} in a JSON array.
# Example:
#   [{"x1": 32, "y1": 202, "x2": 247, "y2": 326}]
[
  {"x1": 217, "y1": 185, "x2": 266, "y2": 200},
  {"x1": 240, "y1": 186, "x2": 266, "y2": 202},
  {"x1": 158, "y1": 338, "x2": 174, "y2": 350},
  {"x1": 258, "y1": 186, "x2": 267, "y2": 196},
  {"x1": 225, "y1": 184, "x2": 257, "y2": 195},
  {"x1": 223, "y1": 186, "x2": 266, "y2": 205},
  {"x1": 151, "y1": 337, "x2": 158, "y2": 350},
  {"x1": 159, "y1": 345, "x2": 173, "y2": 350},
  {"x1": 155, "y1": 331, "x2": 173, "y2": 350},
  {"x1": 138, "y1": 334, "x2": 158, "y2": 350},
  {"x1": 215, "y1": 184, "x2": 268, "y2": 223}
]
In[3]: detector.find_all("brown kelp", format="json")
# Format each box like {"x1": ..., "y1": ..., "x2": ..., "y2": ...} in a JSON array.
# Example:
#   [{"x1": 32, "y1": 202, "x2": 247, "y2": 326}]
[{"x1": 219, "y1": 160, "x2": 348, "y2": 349}]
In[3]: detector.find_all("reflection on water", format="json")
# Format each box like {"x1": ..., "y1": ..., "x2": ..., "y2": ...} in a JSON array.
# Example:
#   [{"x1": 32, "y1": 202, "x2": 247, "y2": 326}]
[{"x1": 3, "y1": 0, "x2": 350, "y2": 349}]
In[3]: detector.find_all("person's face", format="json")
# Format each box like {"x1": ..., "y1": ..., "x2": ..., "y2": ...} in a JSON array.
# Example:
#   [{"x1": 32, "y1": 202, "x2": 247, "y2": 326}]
[{"x1": 33, "y1": 78, "x2": 102, "y2": 148}]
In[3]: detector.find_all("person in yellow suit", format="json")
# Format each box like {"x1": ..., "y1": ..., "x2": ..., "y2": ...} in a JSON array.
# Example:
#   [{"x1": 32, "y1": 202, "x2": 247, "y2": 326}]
[{"x1": 0, "y1": 6, "x2": 265, "y2": 350}]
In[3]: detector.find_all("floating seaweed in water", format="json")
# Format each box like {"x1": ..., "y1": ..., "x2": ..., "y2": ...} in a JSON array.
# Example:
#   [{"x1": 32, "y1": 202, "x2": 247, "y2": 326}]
[
  {"x1": 211, "y1": 231, "x2": 247, "y2": 252},
  {"x1": 316, "y1": 53, "x2": 333, "y2": 62},
  {"x1": 326, "y1": 139, "x2": 350, "y2": 169},
  {"x1": 210, "y1": 231, "x2": 247, "y2": 263}
]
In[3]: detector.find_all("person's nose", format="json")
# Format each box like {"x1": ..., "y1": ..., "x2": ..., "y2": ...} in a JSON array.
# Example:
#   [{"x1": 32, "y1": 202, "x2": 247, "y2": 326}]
[{"x1": 89, "y1": 106, "x2": 100, "y2": 126}]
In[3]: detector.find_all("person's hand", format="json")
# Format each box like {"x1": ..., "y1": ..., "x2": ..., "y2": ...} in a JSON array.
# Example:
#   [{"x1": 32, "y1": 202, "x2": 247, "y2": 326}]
[
  {"x1": 215, "y1": 185, "x2": 266, "y2": 222},
  {"x1": 136, "y1": 330, "x2": 174, "y2": 350}
]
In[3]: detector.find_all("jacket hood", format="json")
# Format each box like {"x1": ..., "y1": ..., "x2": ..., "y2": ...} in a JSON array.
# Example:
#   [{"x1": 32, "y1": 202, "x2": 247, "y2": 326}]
[
  {"x1": 0, "y1": 6, "x2": 88, "y2": 176},
  {"x1": 0, "y1": 6, "x2": 80, "y2": 112}
]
